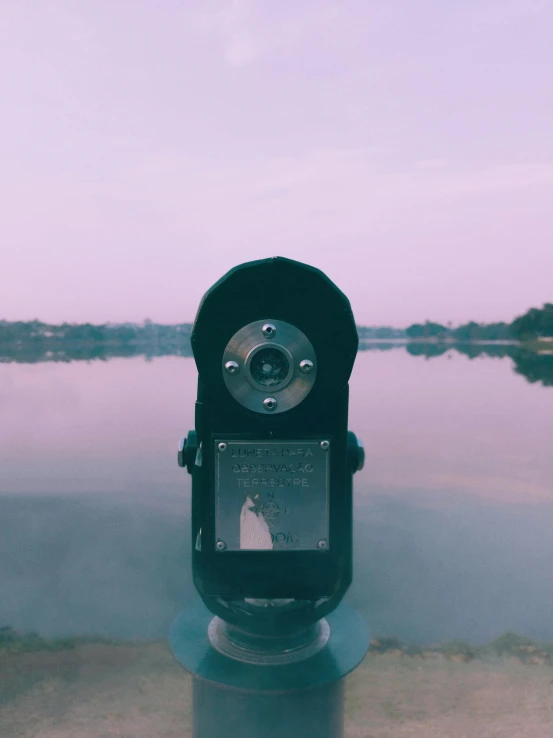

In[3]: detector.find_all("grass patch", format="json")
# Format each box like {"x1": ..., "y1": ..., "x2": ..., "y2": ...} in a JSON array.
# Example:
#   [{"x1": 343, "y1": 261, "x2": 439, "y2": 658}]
[
  {"x1": 0, "y1": 626, "x2": 117, "y2": 654},
  {"x1": 4, "y1": 623, "x2": 553, "y2": 666},
  {"x1": 369, "y1": 631, "x2": 553, "y2": 665}
]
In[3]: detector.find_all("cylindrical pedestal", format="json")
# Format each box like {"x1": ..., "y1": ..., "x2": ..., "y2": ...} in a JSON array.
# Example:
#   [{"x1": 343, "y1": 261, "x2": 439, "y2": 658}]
[
  {"x1": 193, "y1": 677, "x2": 344, "y2": 738},
  {"x1": 170, "y1": 600, "x2": 369, "y2": 738}
]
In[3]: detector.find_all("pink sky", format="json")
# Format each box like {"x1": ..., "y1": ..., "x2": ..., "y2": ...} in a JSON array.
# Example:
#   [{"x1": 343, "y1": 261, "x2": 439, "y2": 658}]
[{"x1": 1, "y1": 1, "x2": 552, "y2": 326}]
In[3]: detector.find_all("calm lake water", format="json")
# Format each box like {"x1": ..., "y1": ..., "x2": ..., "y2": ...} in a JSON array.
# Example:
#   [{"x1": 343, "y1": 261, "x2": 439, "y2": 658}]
[{"x1": 1, "y1": 346, "x2": 553, "y2": 645}]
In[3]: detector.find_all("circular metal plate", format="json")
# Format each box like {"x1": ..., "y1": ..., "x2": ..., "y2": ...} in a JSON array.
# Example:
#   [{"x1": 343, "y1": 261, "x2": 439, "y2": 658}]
[
  {"x1": 169, "y1": 600, "x2": 370, "y2": 693},
  {"x1": 222, "y1": 319, "x2": 317, "y2": 414}
]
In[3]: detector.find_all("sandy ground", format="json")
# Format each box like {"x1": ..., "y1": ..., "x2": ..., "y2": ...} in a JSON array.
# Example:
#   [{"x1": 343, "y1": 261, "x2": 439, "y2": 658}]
[{"x1": 1, "y1": 643, "x2": 553, "y2": 738}]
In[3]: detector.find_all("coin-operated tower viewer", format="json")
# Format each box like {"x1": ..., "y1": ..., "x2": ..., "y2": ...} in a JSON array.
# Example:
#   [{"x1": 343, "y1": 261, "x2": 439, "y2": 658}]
[{"x1": 171, "y1": 257, "x2": 368, "y2": 738}]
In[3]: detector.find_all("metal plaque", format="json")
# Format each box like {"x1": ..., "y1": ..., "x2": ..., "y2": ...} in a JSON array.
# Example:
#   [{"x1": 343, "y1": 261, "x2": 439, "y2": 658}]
[{"x1": 214, "y1": 440, "x2": 330, "y2": 551}]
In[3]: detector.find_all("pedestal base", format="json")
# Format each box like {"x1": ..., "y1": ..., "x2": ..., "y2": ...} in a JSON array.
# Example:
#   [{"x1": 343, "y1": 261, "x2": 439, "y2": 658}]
[{"x1": 170, "y1": 600, "x2": 369, "y2": 738}]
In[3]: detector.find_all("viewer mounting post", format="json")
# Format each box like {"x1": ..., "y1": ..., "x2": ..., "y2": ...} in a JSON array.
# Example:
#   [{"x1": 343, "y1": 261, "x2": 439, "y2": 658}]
[{"x1": 171, "y1": 257, "x2": 369, "y2": 738}]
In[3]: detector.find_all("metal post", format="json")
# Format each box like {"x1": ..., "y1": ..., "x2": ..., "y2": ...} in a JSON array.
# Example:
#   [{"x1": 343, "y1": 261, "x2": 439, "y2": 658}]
[
  {"x1": 170, "y1": 599, "x2": 369, "y2": 738},
  {"x1": 192, "y1": 677, "x2": 344, "y2": 738}
]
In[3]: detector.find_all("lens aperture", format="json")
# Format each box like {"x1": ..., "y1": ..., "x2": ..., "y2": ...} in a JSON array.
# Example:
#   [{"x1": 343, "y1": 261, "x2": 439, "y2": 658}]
[{"x1": 250, "y1": 348, "x2": 290, "y2": 388}]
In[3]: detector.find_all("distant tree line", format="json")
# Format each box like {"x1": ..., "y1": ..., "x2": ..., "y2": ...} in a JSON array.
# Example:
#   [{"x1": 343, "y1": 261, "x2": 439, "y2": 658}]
[
  {"x1": 0, "y1": 320, "x2": 192, "y2": 346},
  {"x1": 1, "y1": 318, "x2": 551, "y2": 387},
  {"x1": 510, "y1": 303, "x2": 553, "y2": 341},
  {"x1": 405, "y1": 321, "x2": 513, "y2": 341},
  {"x1": 0, "y1": 303, "x2": 551, "y2": 353},
  {"x1": 405, "y1": 304, "x2": 553, "y2": 343}
]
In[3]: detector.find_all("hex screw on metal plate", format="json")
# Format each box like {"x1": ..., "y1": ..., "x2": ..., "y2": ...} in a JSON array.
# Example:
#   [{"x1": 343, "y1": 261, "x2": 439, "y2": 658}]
[
  {"x1": 299, "y1": 359, "x2": 314, "y2": 374},
  {"x1": 320, "y1": 440, "x2": 330, "y2": 450},
  {"x1": 262, "y1": 323, "x2": 276, "y2": 339},
  {"x1": 216, "y1": 540, "x2": 227, "y2": 551},
  {"x1": 263, "y1": 397, "x2": 277, "y2": 411},
  {"x1": 224, "y1": 360, "x2": 240, "y2": 375},
  {"x1": 317, "y1": 539, "x2": 328, "y2": 550},
  {"x1": 218, "y1": 442, "x2": 227, "y2": 452}
]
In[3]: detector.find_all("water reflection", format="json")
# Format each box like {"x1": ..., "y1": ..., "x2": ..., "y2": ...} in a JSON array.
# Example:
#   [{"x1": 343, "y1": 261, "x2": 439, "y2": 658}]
[
  {"x1": 403, "y1": 341, "x2": 553, "y2": 387},
  {"x1": 2, "y1": 489, "x2": 553, "y2": 644},
  {"x1": 2, "y1": 340, "x2": 552, "y2": 388},
  {"x1": 512, "y1": 351, "x2": 553, "y2": 387},
  {"x1": 1, "y1": 348, "x2": 553, "y2": 644},
  {"x1": 0, "y1": 342, "x2": 193, "y2": 364}
]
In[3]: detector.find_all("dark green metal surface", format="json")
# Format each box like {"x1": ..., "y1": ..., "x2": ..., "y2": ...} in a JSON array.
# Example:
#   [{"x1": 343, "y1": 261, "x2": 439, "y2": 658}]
[{"x1": 192, "y1": 678, "x2": 345, "y2": 738}]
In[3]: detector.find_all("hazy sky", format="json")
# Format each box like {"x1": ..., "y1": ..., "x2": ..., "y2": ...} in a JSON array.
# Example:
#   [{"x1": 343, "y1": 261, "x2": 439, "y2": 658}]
[{"x1": 1, "y1": 1, "x2": 552, "y2": 326}]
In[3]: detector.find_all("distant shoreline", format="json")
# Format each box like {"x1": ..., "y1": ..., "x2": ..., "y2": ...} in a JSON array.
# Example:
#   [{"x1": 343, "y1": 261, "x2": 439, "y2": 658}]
[
  {"x1": 0, "y1": 336, "x2": 549, "y2": 363},
  {"x1": 0, "y1": 336, "x2": 545, "y2": 350},
  {"x1": 359, "y1": 338, "x2": 519, "y2": 345},
  {"x1": 361, "y1": 337, "x2": 553, "y2": 351},
  {"x1": 1, "y1": 336, "x2": 551, "y2": 388}
]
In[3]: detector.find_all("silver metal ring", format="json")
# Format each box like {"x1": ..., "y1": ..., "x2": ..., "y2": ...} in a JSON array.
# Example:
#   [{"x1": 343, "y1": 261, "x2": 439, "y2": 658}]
[
  {"x1": 222, "y1": 319, "x2": 317, "y2": 414},
  {"x1": 207, "y1": 615, "x2": 331, "y2": 665}
]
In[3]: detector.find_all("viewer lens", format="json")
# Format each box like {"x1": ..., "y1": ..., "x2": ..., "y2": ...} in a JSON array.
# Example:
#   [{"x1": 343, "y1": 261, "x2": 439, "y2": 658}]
[{"x1": 250, "y1": 348, "x2": 290, "y2": 388}]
